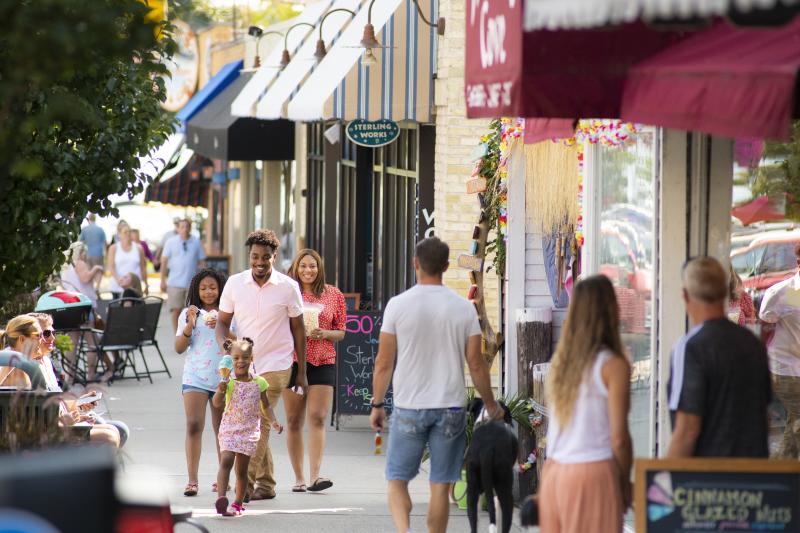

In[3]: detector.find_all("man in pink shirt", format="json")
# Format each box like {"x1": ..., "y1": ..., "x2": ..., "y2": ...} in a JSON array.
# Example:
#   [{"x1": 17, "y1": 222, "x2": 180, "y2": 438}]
[{"x1": 216, "y1": 229, "x2": 308, "y2": 500}]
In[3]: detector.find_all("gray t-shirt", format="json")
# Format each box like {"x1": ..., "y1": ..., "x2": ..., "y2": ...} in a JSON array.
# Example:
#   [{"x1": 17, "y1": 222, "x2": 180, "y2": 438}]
[{"x1": 381, "y1": 284, "x2": 481, "y2": 409}]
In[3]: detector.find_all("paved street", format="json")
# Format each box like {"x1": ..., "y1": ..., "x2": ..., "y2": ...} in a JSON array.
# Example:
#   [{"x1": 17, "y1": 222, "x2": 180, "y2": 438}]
[{"x1": 98, "y1": 302, "x2": 531, "y2": 532}]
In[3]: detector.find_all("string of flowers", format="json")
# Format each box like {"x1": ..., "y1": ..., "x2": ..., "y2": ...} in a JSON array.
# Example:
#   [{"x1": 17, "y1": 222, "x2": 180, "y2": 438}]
[
  {"x1": 471, "y1": 118, "x2": 524, "y2": 275},
  {"x1": 558, "y1": 120, "x2": 641, "y2": 246}
]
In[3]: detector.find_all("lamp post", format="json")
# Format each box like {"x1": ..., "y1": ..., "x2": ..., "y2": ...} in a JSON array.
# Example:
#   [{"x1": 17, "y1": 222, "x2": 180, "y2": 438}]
[
  {"x1": 313, "y1": 8, "x2": 357, "y2": 62},
  {"x1": 359, "y1": 0, "x2": 445, "y2": 69},
  {"x1": 280, "y1": 22, "x2": 316, "y2": 68},
  {"x1": 247, "y1": 26, "x2": 284, "y2": 69}
]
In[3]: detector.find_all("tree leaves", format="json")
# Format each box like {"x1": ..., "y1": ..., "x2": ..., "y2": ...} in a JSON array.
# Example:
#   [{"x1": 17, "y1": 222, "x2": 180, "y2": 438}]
[{"x1": 0, "y1": 0, "x2": 177, "y2": 306}]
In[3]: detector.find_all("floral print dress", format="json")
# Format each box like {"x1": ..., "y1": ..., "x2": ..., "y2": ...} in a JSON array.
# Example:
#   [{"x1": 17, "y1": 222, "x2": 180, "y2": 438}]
[
  {"x1": 218, "y1": 376, "x2": 269, "y2": 456},
  {"x1": 176, "y1": 308, "x2": 225, "y2": 392}
]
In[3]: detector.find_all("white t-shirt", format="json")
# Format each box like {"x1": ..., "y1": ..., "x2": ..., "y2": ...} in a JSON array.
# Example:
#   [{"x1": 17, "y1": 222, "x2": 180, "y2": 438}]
[{"x1": 381, "y1": 284, "x2": 481, "y2": 409}]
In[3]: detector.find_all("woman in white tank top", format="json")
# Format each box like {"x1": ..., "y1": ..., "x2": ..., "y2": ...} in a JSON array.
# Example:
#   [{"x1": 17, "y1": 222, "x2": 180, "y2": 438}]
[
  {"x1": 539, "y1": 275, "x2": 632, "y2": 533},
  {"x1": 107, "y1": 221, "x2": 146, "y2": 297}
]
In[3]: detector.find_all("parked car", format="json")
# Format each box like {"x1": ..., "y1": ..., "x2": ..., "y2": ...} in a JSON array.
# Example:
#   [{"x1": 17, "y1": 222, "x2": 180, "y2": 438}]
[{"x1": 731, "y1": 229, "x2": 800, "y2": 309}]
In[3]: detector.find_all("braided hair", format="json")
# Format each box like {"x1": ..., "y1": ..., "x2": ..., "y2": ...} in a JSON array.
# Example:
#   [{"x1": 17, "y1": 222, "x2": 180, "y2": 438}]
[
  {"x1": 185, "y1": 268, "x2": 227, "y2": 308},
  {"x1": 228, "y1": 337, "x2": 254, "y2": 358}
]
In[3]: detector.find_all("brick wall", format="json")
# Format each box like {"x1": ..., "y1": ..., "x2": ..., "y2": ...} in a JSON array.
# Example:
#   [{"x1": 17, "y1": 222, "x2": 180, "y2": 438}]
[{"x1": 435, "y1": 0, "x2": 500, "y2": 334}]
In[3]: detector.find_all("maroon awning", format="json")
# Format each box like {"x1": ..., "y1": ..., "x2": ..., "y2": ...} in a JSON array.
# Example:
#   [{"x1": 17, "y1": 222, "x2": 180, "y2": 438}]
[
  {"x1": 622, "y1": 18, "x2": 800, "y2": 140},
  {"x1": 464, "y1": 0, "x2": 685, "y2": 120},
  {"x1": 145, "y1": 154, "x2": 212, "y2": 208}
]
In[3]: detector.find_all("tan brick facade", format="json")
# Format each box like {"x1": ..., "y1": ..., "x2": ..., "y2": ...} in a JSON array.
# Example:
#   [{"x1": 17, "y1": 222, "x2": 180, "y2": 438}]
[{"x1": 435, "y1": 0, "x2": 500, "y2": 335}]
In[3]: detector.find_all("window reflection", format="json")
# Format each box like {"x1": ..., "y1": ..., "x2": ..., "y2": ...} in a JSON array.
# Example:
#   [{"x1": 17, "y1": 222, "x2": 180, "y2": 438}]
[{"x1": 596, "y1": 128, "x2": 656, "y2": 458}]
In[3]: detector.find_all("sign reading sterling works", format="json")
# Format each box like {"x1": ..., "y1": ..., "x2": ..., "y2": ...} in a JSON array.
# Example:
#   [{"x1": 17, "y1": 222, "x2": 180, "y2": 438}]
[{"x1": 345, "y1": 119, "x2": 400, "y2": 148}]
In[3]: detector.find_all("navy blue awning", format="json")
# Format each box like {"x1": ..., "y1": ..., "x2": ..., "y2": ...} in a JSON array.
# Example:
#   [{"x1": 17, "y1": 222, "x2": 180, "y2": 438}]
[{"x1": 175, "y1": 60, "x2": 243, "y2": 131}]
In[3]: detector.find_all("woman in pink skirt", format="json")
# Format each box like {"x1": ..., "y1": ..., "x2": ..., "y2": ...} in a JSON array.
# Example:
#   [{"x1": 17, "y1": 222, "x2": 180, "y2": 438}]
[
  {"x1": 540, "y1": 275, "x2": 632, "y2": 532},
  {"x1": 212, "y1": 338, "x2": 283, "y2": 516}
]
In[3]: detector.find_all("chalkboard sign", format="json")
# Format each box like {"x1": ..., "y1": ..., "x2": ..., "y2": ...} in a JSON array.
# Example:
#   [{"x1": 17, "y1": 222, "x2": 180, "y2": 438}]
[
  {"x1": 635, "y1": 458, "x2": 800, "y2": 532},
  {"x1": 335, "y1": 311, "x2": 393, "y2": 418},
  {"x1": 205, "y1": 255, "x2": 230, "y2": 276}
]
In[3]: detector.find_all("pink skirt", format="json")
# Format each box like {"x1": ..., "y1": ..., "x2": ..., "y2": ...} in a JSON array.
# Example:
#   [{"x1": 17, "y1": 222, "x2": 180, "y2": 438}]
[{"x1": 539, "y1": 458, "x2": 624, "y2": 533}]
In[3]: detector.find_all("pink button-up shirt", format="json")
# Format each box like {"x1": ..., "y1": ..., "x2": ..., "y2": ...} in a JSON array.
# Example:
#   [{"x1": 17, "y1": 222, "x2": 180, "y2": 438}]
[{"x1": 219, "y1": 269, "x2": 303, "y2": 374}]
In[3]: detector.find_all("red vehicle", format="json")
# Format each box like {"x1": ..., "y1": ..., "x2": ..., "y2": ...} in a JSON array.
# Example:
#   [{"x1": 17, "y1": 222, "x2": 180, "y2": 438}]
[{"x1": 731, "y1": 230, "x2": 800, "y2": 308}]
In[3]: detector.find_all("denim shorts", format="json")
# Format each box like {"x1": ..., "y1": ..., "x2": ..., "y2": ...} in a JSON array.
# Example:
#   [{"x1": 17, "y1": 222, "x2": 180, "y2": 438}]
[
  {"x1": 182, "y1": 384, "x2": 215, "y2": 399},
  {"x1": 386, "y1": 407, "x2": 467, "y2": 484}
]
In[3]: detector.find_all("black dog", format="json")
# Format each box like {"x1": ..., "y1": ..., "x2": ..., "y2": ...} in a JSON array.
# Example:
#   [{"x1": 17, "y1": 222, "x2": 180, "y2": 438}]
[{"x1": 465, "y1": 398, "x2": 518, "y2": 533}]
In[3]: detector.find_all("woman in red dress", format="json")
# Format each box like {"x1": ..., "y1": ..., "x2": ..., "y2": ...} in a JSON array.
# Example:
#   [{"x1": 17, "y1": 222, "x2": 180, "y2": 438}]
[
  {"x1": 284, "y1": 249, "x2": 346, "y2": 493},
  {"x1": 728, "y1": 264, "x2": 756, "y2": 326}
]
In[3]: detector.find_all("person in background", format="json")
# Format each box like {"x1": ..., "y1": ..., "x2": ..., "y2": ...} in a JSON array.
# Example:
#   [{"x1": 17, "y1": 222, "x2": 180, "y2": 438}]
[
  {"x1": 370, "y1": 237, "x2": 501, "y2": 533},
  {"x1": 61, "y1": 241, "x2": 107, "y2": 383},
  {"x1": 176, "y1": 268, "x2": 231, "y2": 497},
  {"x1": 79, "y1": 213, "x2": 106, "y2": 272},
  {"x1": 284, "y1": 249, "x2": 346, "y2": 493},
  {"x1": 161, "y1": 219, "x2": 206, "y2": 331},
  {"x1": 107, "y1": 221, "x2": 147, "y2": 299},
  {"x1": 759, "y1": 244, "x2": 800, "y2": 458},
  {"x1": 155, "y1": 217, "x2": 181, "y2": 272},
  {"x1": 728, "y1": 263, "x2": 756, "y2": 326},
  {"x1": 131, "y1": 229, "x2": 155, "y2": 266},
  {"x1": 669, "y1": 257, "x2": 770, "y2": 458},
  {"x1": 539, "y1": 275, "x2": 632, "y2": 533}
]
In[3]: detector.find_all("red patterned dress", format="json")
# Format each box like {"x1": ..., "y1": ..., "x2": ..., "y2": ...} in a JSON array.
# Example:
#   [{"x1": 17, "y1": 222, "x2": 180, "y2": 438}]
[{"x1": 296, "y1": 285, "x2": 347, "y2": 367}]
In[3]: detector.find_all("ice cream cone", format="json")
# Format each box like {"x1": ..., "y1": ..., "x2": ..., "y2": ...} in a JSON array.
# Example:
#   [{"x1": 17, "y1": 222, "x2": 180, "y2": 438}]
[{"x1": 219, "y1": 367, "x2": 231, "y2": 380}]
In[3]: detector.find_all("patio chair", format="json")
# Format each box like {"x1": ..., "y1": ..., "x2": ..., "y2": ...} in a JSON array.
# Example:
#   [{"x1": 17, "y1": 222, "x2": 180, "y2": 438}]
[
  {"x1": 138, "y1": 296, "x2": 171, "y2": 378},
  {"x1": 88, "y1": 299, "x2": 149, "y2": 383}
]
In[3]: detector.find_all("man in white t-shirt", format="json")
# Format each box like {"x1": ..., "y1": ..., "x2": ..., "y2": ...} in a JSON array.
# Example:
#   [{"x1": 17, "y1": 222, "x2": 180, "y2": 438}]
[{"x1": 370, "y1": 237, "x2": 500, "y2": 533}]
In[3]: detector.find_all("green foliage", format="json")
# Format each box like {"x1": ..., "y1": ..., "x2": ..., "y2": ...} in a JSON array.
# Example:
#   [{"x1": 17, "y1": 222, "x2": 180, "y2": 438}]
[
  {"x1": 170, "y1": 0, "x2": 300, "y2": 30},
  {"x1": 54, "y1": 333, "x2": 74, "y2": 354},
  {"x1": 750, "y1": 122, "x2": 800, "y2": 221},
  {"x1": 479, "y1": 119, "x2": 505, "y2": 275},
  {"x1": 0, "y1": 0, "x2": 177, "y2": 306}
]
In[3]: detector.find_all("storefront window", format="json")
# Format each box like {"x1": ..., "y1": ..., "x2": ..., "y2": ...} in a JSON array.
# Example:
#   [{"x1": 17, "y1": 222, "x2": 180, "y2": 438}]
[{"x1": 591, "y1": 127, "x2": 657, "y2": 458}]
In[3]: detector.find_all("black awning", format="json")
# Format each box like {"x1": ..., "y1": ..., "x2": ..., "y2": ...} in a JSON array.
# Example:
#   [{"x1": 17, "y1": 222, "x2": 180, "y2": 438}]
[
  {"x1": 186, "y1": 73, "x2": 295, "y2": 161},
  {"x1": 145, "y1": 153, "x2": 212, "y2": 207}
]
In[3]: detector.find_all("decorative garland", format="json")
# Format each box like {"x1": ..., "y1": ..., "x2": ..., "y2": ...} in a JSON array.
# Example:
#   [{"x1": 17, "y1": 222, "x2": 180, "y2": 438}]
[{"x1": 558, "y1": 120, "x2": 641, "y2": 246}]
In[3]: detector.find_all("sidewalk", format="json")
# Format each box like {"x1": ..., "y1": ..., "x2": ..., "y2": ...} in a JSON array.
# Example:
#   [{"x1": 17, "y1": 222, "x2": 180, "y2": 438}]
[{"x1": 103, "y1": 301, "x2": 531, "y2": 532}]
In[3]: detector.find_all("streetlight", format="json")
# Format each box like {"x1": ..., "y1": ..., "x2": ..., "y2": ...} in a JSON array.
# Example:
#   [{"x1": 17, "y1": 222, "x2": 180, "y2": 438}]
[
  {"x1": 357, "y1": 0, "x2": 445, "y2": 69},
  {"x1": 280, "y1": 22, "x2": 316, "y2": 68},
  {"x1": 246, "y1": 26, "x2": 284, "y2": 70},
  {"x1": 313, "y1": 8, "x2": 357, "y2": 62}
]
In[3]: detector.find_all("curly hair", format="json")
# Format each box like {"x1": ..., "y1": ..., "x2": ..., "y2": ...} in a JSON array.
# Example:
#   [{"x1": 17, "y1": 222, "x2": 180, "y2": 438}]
[
  {"x1": 186, "y1": 268, "x2": 227, "y2": 309},
  {"x1": 245, "y1": 229, "x2": 280, "y2": 251},
  {"x1": 228, "y1": 337, "x2": 254, "y2": 358}
]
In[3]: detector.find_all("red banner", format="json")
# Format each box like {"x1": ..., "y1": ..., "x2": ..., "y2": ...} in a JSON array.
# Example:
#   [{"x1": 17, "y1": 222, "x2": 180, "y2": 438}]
[{"x1": 465, "y1": 0, "x2": 522, "y2": 118}]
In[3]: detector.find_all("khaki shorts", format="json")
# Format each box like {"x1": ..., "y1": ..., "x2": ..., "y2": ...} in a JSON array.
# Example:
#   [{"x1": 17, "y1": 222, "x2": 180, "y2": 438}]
[
  {"x1": 166, "y1": 287, "x2": 189, "y2": 311},
  {"x1": 87, "y1": 256, "x2": 104, "y2": 269}
]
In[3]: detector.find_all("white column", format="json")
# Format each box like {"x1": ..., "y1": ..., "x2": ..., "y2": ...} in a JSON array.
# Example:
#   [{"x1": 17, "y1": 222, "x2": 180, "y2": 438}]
[
  {"x1": 656, "y1": 128, "x2": 689, "y2": 454},
  {"x1": 504, "y1": 143, "x2": 526, "y2": 396}
]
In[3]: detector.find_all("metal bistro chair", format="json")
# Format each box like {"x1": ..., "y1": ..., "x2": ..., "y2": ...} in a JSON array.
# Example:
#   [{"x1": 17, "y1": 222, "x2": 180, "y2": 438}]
[
  {"x1": 139, "y1": 296, "x2": 171, "y2": 379},
  {"x1": 89, "y1": 299, "x2": 149, "y2": 384}
]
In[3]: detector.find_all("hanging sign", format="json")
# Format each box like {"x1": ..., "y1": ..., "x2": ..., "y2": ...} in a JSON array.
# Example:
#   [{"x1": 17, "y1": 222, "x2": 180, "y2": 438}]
[{"x1": 346, "y1": 119, "x2": 400, "y2": 148}]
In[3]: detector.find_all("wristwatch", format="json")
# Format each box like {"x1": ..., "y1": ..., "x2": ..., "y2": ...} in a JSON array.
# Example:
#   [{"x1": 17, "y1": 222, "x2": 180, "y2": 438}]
[{"x1": 370, "y1": 400, "x2": 385, "y2": 409}]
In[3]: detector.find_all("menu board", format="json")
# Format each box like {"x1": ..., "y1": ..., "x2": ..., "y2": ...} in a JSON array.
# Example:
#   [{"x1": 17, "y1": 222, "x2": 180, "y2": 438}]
[
  {"x1": 335, "y1": 311, "x2": 393, "y2": 417},
  {"x1": 636, "y1": 458, "x2": 800, "y2": 532}
]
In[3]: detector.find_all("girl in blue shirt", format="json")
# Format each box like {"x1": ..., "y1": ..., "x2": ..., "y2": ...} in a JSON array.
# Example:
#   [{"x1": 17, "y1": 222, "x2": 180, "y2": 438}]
[{"x1": 175, "y1": 268, "x2": 232, "y2": 497}]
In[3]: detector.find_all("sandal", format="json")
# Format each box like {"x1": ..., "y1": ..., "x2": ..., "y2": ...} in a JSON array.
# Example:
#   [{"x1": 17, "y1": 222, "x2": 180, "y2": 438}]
[
  {"x1": 183, "y1": 482, "x2": 198, "y2": 497},
  {"x1": 230, "y1": 502, "x2": 245, "y2": 516},
  {"x1": 215, "y1": 496, "x2": 229, "y2": 516},
  {"x1": 292, "y1": 484, "x2": 307, "y2": 493},
  {"x1": 307, "y1": 478, "x2": 333, "y2": 492}
]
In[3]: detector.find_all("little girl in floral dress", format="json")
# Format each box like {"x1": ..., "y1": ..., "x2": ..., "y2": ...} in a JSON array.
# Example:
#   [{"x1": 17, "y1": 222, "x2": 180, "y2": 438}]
[{"x1": 212, "y1": 338, "x2": 283, "y2": 517}]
